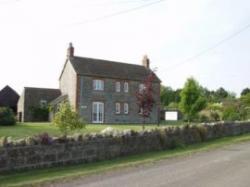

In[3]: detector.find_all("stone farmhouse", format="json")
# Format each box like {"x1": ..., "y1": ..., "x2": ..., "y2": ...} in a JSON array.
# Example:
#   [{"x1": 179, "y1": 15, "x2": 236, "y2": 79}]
[{"x1": 18, "y1": 43, "x2": 161, "y2": 123}]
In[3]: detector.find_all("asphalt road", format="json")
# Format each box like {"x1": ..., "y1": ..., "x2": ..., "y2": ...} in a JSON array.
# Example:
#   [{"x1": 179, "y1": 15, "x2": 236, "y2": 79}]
[{"x1": 56, "y1": 141, "x2": 250, "y2": 187}]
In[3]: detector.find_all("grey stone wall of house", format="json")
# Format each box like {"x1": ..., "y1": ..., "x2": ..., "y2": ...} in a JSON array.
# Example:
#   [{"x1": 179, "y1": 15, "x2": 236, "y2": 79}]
[
  {"x1": 1, "y1": 122, "x2": 250, "y2": 172},
  {"x1": 78, "y1": 76, "x2": 161, "y2": 124},
  {"x1": 18, "y1": 88, "x2": 61, "y2": 122},
  {"x1": 59, "y1": 60, "x2": 77, "y2": 110}
]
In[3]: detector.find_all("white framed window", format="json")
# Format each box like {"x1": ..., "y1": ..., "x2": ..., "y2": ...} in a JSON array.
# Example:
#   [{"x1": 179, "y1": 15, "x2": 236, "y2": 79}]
[
  {"x1": 115, "y1": 82, "x2": 121, "y2": 92},
  {"x1": 124, "y1": 103, "x2": 129, "y2": 114},
  {"x1": 92, "y1": 102, "x2": 104, "y2": 123},
  {"x1": 124, "y1": 82, "x2": 129, "y2": 93},
  {"x1": 40, "y1": 100, "x2": 47, "y2": 108},
  {"x1": 115, "y1": 102, "x2": 121, "y2": 114},
  {"x1": 93, "y1": 79, "x2": 104, "y2": 91},
  {"x1": 139, "y1": 83, "x2": 145, "y2": 92}
]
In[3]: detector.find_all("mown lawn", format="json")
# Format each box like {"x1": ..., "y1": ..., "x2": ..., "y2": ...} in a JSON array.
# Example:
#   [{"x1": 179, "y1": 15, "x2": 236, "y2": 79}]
[{"x1": 0, "y1": 122, "x2": 183, "y2": 139}]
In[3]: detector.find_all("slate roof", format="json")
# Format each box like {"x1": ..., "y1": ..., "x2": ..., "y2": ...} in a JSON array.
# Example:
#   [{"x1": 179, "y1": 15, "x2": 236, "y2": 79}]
[
  {"x1": 23, "y1": 87, "x2": 61, "y2": 103},
  {"x1": 0, "y1": 85, "x2": 19, "y2": 108},
  {"x1": 24, "y1": 87, "x2": 61, "y2": 94},
  {"x1": 68, "y1": 56, "x2": 161, "y2": 82}
]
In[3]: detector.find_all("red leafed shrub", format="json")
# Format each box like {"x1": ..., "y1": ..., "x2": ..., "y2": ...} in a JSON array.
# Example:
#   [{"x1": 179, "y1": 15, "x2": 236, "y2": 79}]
[
  {"x1": 136, "y1": 72, "x2": 155, "y2": 128},
  {"x1": 38, "y1": 132, "x2": 53, "y2": 145}
]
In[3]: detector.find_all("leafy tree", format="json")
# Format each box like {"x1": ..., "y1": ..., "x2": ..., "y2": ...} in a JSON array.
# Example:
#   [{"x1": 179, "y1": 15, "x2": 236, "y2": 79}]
[
  {"x1": 168, "y1": 102, "x2": 179, "y2": 109},
  {"x1": 174, "y1": 89, "x2": 182, "y2": 103},
  {"x1": 0, "y1": 107, "x2": 16, "y2": 126},
  {"x1": 136, "y1": 72, "x2": 155, "y2": 129},
  {"x1": 201, "y1": 87, "x2": 233, "y2": 103},
  {"x1": 160, "y1": 86, "x2": 182, "y2": 108},
  {"x1": 241, "y1": 93, "x2": 250, "y2": 106},
  {"x1": 160, "y1": 86, "x2": 175, "y2": 107},
  {"x1": 215, "y1": 87, "x2": 228, "y2": 101},
  {"x1": 241, "y1": 88, "x2": 250, "y2": 96},
  {"x1": 53, "y1": 102, "x2": 85, "y2": 135},
  {"x1": 227, "y1": 92, "x2": 236, "y2": 99},
  {"x1": 201, "y1": 87, "x2": 218, "y2": 103},
  {"x1": 179, "y1": 78, "x2": 207, "y2": 123}
]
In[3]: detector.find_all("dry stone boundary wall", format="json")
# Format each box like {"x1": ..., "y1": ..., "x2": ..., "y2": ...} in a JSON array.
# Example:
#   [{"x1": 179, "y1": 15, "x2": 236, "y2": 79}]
[{"x1": 1, "y1": 122, "x2": 250, "y2": 172}]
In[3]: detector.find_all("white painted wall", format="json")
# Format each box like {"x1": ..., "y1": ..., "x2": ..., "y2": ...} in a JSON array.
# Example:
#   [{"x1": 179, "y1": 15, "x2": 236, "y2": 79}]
[{"x1": 59, "y1": 60, "x2": 77, "y2": 109}]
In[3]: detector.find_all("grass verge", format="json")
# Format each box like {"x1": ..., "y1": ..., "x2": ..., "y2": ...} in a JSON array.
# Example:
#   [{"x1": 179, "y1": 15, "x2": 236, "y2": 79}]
[{"x1": 1, "y1": 133, "x2": 250, "y2": 187}]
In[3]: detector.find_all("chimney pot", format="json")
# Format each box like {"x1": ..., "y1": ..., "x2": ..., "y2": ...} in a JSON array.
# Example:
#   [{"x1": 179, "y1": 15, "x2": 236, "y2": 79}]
[
  {"x1": 142, "y1": 55, "x2": 150, "y2": 68},
  {"x1": 67, "y1": 42, "x2": 74, "y2": 58}
]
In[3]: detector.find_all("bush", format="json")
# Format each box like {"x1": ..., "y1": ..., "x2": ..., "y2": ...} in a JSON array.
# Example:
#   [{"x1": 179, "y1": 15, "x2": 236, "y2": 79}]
[
  {"x1": 29, "y1": 106, "x2": 49, "y2": 122},
  {"x1": 53, "y1": 102, "x2": 86, "y2": 135},
  {"x1": 198, "y1": 109, "x2": 221, "y2": 123},
  {"x1": 199, "y1": 114, "x2": 209, "y2": 123},
  {"x1": 0, "y1": 107, "x2": 16, "y2": 126},
  {"x1": 222, "y1": 106, "x2": 240, "y2": 121},
  {"x1": 210, "y1": 111, "x2": 221, "y2": 121},
  {"x1": 37, "y1": 132, "x2": 53, "y2": 145},
  {"x1": 30, "y1": 133, "x2": 54, "y2": 145}
]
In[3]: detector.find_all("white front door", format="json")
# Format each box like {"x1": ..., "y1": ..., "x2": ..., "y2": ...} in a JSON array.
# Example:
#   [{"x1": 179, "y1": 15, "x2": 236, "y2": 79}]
[{"x1": 92, "y1": 102, "x2": 104, "y2": 123}]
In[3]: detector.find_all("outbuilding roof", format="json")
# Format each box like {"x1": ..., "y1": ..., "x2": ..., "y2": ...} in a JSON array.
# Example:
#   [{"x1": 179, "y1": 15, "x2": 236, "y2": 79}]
[
  {"x1": 23, "y1": 87, "x2": 61, "y2": 103},
  {"x1": 0, "y1": 85, "x2": 19, "y2": 108}
]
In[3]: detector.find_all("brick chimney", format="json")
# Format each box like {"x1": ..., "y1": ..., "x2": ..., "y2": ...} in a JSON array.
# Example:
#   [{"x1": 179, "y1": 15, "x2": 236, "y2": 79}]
[
  {"x1": 67, "y1": 42, "x2": 74, "y2": 58},
  {"x1": 142, "y1": 55, "x2": 150, "y2": 68}
]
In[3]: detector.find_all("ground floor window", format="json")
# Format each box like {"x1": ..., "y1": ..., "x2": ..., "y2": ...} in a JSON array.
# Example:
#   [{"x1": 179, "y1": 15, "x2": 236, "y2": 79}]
[
  {"x1": 124, "y1": 103, "x2": 129, "y2": 114},
  {"x1": 115, "y1": 102, "x2": 121, "y2": 114}
]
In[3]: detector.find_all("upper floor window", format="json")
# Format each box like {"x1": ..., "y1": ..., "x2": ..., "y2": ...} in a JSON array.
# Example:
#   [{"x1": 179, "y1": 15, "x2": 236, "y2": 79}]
[
  {"x1": 115, "y1": 102, "x2": 121, "y2": 114},
  {"x1": 124, "y1": 103, "x2": 129, "y2": 114},
  {"x1": 124, "y1": 82, "x2": 129, "y2": 93},
  {"x1": 93, "y1": 79, "x2": 104, "y2": 91},
  {"x1": 139, "y1": 83, "x2": 145, "y2": 92},
  {"x1": 115, "y1": 82, "x2": 121, "y2": 92}
]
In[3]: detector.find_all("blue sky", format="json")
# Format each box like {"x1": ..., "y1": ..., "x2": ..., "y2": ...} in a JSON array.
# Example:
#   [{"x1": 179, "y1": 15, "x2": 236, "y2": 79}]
[{"x1": 0, "y1": 0, "x2": 249, "y2": 96}]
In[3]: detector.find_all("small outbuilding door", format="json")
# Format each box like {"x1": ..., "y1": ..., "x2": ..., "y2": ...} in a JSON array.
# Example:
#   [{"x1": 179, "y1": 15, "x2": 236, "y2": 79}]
[
  {"x1": 92, "y1": 102, "x2": 104, "y2": 123},
  {"x1": 18, "y1": 112, "x2": 22, "y2": 122}
]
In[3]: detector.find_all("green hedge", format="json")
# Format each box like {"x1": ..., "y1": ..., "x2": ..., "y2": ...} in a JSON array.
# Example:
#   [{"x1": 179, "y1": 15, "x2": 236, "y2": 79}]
[{"x1": 0, "y1": 107, "x2": 16, "y2": 126}]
